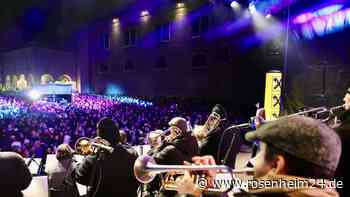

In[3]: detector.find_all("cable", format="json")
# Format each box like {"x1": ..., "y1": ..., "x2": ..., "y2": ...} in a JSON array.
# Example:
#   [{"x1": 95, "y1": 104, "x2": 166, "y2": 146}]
[{"x1": 281, "y1": 3, "x2": 291, "y2": 112}]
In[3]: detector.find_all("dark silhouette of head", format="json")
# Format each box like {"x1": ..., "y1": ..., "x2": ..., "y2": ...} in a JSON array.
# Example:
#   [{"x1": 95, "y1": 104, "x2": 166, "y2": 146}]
[{"x1": 97, "y1": 117, "x2": 120, "y2": 146}]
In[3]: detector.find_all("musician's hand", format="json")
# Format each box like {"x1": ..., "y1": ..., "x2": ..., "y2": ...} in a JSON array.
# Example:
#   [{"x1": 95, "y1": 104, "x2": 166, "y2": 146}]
[
  {"x1": 192, "y1": 155, "x2": 217, "y2": 177},
  {"x1": 94, "y1": 137, "x2": 111, "y2": 146},
  {"x1": 175, "y1": 170, "x2": 202, "y2": 197},
  {"x1": 255, "y1": 108, "x2": 266, "y2": 128}
]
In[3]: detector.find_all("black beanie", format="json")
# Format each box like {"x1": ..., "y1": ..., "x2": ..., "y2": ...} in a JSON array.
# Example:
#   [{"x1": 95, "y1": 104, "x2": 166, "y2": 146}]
[
  {"x1": 211, "y1": 104, "x2": 227, "y2": 119},
  {"x1": 97, "y1": 117, "x2": 120, "y2": 146}
]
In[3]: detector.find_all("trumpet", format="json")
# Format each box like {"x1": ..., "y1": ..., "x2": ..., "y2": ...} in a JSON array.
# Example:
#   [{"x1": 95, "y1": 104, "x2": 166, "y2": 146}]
[
  {"x1": 225, "y1": 105, "x2": 346, "y2": 130},
  {"x1": 134, "y1": 155, "x2": 254, "y2": 192},
  {"x1": 74, "y1": 137, "x2": 114, "y2": 156}
]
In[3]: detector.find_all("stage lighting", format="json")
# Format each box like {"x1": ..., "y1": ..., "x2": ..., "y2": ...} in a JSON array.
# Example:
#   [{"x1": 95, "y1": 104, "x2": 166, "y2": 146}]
[
  {"x1": 141, "y1": 10, "x2": 150, "y2": 17},
  {"x1": 266, "y1": 13, "x2": 272, "y2": 19},
  {"x1": 230, "y1": 1, "x2": 240, "y2": 9},
  {"x1": 315, "y1": 4, "x2": 343, "y2": 17},
  {"x1": 249, "y1": 2, "x2": 257, "y2": 14},
  {"x1": 293, "y1": 13, "x2": 315, "y2": 24},
  {"x1": 112, "y1": 18, "x2": 119, "y2": 24},
  {"x1": 28, "y1": 90, "x2": 41, "y2": 100},
  {"x1": 177, "y1": 2, "x2": 185, "y2": 9}
]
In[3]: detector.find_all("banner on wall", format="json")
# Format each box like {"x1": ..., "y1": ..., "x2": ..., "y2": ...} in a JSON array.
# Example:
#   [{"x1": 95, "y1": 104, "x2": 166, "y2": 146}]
[{"x1": 264, "y1": 70, "x2": 282, "y2": 121}]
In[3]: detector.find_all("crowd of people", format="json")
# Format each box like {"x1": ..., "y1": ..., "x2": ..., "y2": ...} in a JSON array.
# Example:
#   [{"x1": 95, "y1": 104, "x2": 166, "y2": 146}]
[
  {"x1": 0, "y1": 94, "x2": 210, "y2": 158},
  {"x1": 0, "y1": 89, "x2": 349, "y2": 197}
]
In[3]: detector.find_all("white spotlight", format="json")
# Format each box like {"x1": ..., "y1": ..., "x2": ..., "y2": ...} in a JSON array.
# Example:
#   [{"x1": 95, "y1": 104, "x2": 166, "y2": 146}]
[
  {"x1": 230, "y1": 1, "x2": 240, "y2": 9},
  {"x1": 177, "y1": 2, "x2": 185, "y2": 9},
  {"x1": 112, "y1": 18, "x2": 119, "y2": 24},
  {"x1": 141, "y1": 10, "x2": 150, "y2": 17},
  {"x1": 249, "y1": 2, "x2": 257, "y2": 14},
  {"x1": 266, "y1": 13, "x2": 272, "y2": 19},
  {"x1": 28, "y1": 90, "x2": 41, "y2": 100}
]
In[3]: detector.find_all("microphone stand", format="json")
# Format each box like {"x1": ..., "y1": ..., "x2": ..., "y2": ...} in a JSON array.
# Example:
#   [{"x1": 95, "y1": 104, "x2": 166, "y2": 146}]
[
  {"x1": 26, "y1": 154, "x2": 38, "y2": 167},
  {"x1": 37, "y1": 149, "x2": 48, "y2": 176},
  {"x1": 219, "y1": 122, "x2": 254, "y2": 167}
]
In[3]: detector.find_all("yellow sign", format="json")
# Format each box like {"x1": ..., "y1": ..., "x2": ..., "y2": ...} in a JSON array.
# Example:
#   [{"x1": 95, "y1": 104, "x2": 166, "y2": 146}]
[{"x1": 264, "y1": 71, "x2": 282, "y2": 121}]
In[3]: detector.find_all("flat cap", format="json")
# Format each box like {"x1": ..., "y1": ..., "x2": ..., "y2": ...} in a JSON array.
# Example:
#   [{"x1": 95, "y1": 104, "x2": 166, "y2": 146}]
[{"x1": 245, "y1": 116, "x2": 341, "y2": 173}]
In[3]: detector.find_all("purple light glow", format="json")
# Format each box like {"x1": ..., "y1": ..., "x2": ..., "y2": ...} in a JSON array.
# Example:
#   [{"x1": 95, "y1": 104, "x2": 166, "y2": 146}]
[
  {"x1": 314, "y1": 4, "x2": 343, "y2": 17},
  {"x1": 333, "y1": 11, "x2": 346, "y2": 28},
  {"x1": 301, "y1": 24, "x2": 315, "y2": 40},
  {"x1": 294, "y1": 7, "x2": 350, "y2": 39},
  {"x1": 254, "y1": 0, "x2": 299, "y2": 16},
  {"x1": 204, "y1": 17, "x2": 251, "y2": 39},
  {"x1": 293, "y1": 13, "x2": 315, "y2": 24},
  {"x1": 311, "y1": 18, "x2": 326, "y2": 36}
]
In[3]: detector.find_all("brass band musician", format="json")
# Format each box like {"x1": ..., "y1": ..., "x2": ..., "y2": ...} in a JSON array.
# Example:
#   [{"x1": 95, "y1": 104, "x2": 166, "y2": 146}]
[
  {"x1": 334, "y1": 87, "x2": 350, "y2": 197},
  {"x1": 175, "y1": 116, "x2": 341, "y2": 197},
  {"x1": 146, "y1": 117, "x2": 199, "y2": 197},
  {"x1": 72, "y1": 117, "x2": 139, "y2": 197},
  {"x1": 199, "y1": 104, "x2": 242, "y2": 168}
]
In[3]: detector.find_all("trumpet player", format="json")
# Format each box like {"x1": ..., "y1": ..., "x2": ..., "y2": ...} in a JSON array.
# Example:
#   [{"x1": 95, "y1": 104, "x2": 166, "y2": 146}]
[
  {"x1": 199, "y1": 104, "x2": 240, "y2": 168},
  {"x1": 146, "y1": 117, "x2": 199, "y2": 197},
  {"x1": 335, "y1": 87, "x2": 350, "y2": 197},
  {"x1": 72, "y1": 117, "x2": 139, "y2": 197},
  {"x1": 147, "y1": 130, "x2": 164, "y2": 150},
  {"x1": 176, "y1": 116, "x2": 341, "y2": 197}
]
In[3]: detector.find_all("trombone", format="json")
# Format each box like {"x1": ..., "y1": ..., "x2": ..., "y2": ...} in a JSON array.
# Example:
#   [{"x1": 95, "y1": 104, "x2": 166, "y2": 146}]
[
  {"x1": 134, "y1": 155, "x2": 254, "y2": 192},
  {"x1": 74, "y1": 137, "x2": 114, "y2": 156}
]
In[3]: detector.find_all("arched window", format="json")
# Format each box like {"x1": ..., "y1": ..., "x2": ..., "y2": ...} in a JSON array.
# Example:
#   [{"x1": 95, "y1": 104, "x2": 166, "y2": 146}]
[
  {"x1": 58, "y1": 74, "x2": 73, "y2": 83},
  {"x1": 41, "y1": 74, "x2": 54, "y2": 84}
]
